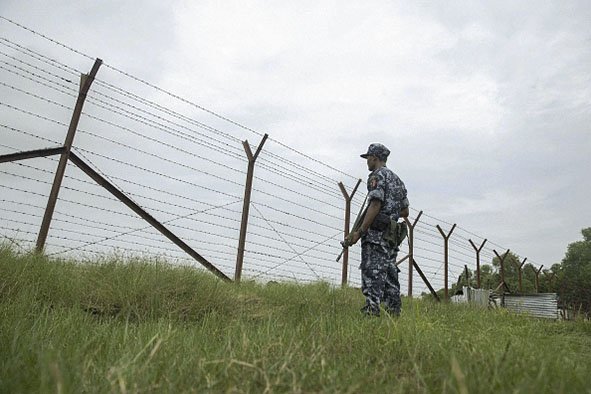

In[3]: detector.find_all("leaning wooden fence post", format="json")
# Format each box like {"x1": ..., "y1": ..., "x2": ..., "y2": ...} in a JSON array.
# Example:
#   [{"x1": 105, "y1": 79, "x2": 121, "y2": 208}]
[
  {"x1": 68, "y1": 153, "x2": 231, "y2": 282},
  {"x1": 36, "y1": 58, "x2": 102, "y2": 252},
  {"x1": 403, "y1": 210, "x2": 423, "y2": 297},
  {"x1": 234, "y1": 134, "x2": 268, "y2": 283},
  {"x1": 338, "y1": 179, "x2": 362, "y2": 287},
  {"x1": 493, "y1": 249, "x2": 510, "y2": 292},
  {"x1": 468, "y1": 238, "x2": 487, "y2": 288},
  {"x1": 436, "y1": 223, "x2": 456, "y2": 300},
  {"x1": 401, "y1": 257, "x2": 440, "y2": 302}
]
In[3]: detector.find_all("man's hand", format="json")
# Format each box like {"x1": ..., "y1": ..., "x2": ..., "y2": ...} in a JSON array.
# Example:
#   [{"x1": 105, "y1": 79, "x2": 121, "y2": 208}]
[{"x1": 400, "y1": 207, "x2": 409, "y2": 219}]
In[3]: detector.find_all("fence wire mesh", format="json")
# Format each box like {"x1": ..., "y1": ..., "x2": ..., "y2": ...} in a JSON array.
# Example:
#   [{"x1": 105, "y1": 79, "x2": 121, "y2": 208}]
[{"x1": 0, "y1": 19, "x2": 544, "y2": 296}]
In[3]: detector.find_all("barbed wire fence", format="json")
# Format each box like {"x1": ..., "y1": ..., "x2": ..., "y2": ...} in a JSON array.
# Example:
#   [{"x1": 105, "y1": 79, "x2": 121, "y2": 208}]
[{"x1": 0, "y1": 16, "x2": 552, "y2": 298}]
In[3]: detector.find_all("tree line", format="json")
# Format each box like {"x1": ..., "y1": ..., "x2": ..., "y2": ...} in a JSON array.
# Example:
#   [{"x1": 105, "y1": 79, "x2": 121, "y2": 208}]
[{"x1": 444, "y1": 228, "x2": 591, "y2": 316}]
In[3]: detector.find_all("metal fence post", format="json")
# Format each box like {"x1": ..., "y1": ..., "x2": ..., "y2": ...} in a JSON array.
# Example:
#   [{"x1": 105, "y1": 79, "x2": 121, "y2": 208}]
[
  {"x1": 436, "y1": 223, "x2": 456, "y2": 300},
  {"x1": 468, "y1": 238, "x2": 487, "y2": 288},
  {"x1": 36, "y1": 58, "x2": 102, "y2": 252},
  {"x1": 235, "y1": 134, "x2": 268, "y2": 283},
  {"x1": 338, "y1": 179, "x2": 362, "y2": 287},
  {"x1": 403, "y1": 210, "x2": 423, "y2": 297}
]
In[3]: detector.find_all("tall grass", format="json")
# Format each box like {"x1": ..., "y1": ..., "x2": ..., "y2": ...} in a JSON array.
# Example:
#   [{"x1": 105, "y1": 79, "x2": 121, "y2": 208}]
[{"x1": 1, "y1": 245, "x2": 590, "y2": 393}]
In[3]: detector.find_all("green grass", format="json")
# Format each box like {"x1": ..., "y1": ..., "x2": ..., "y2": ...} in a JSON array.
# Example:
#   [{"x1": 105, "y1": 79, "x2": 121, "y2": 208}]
[{"x1": 1, "y1": 245, "x2": 590, "y2": 393}]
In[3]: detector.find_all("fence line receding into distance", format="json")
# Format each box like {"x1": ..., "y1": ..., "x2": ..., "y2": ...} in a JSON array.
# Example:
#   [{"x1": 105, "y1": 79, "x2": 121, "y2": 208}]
[{"x1": 0, "y1": 16, "x2": 552, "y2": 298}]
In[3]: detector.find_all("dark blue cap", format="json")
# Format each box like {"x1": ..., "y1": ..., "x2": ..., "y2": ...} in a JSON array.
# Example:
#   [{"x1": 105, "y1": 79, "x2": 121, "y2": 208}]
[{"x1": 360, "y1": 143, "x2": 390, "y2": 161}]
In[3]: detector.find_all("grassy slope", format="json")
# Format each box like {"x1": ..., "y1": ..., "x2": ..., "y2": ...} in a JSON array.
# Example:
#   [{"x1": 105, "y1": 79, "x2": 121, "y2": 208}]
[{"x1": 1, "y1": 246, "x2": 590, "y2": 393}]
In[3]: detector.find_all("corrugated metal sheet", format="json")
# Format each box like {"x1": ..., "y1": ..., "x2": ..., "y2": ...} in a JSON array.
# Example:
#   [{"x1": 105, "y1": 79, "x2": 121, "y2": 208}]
[
  {"x1": 503, "y1": 293, "x2": 558, "y2": 319},
  {"x1": 450, "y1": 286, "x2": 491, "y2": 308},
  {"x1": 450, "y1": 286, "x2": 469, "y2": 304},
  {"x1": 469, "y1": 288, "x2": 490, "y2": 307},
  {"x1": 450, "y1": 287, "x2": 491, "y2": 307},
  {"x1": 448, "y1": 289, "x2": 558, "y2": 319}
]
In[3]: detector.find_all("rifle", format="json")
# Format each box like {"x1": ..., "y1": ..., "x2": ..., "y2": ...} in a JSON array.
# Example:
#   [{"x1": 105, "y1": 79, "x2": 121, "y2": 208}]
[{"x1": 336, "y1": 194, "x2": 368, "y2": 262}]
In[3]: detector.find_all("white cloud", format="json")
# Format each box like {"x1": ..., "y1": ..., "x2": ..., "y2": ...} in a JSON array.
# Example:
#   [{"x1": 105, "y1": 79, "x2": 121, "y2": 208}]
[{"x1": 160, "y1": 0, "x2": 507, "y2": 158}]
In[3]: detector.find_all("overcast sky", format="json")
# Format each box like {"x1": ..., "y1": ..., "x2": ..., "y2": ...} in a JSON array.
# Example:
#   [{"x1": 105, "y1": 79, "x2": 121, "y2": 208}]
[{"x1": 1, "y1": 0, "x2": 590, "y2": 273}]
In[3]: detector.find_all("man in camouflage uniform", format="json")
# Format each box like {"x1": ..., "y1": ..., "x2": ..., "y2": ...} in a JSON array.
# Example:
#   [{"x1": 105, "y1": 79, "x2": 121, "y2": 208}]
[{"x1": 349, "y1": 143, "x2": 409, "y2": 317}]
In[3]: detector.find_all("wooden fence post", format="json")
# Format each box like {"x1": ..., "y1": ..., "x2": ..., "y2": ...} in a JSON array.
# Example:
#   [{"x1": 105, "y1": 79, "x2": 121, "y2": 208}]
[
  {"x1": 543, "y1": 271, "x2": 556, "y2": 291},
  {"x1": 436, "y1": 223, "x2": 456, "y2": 300},
  {"x1": 403, "y1": 211, "x2": 423, "y2": 297},
  {"x1": 511, "y1": 257, "x2": 527, "y2": 293},
  {"x1": 468, "y1": 238, "x2": 487, "y2": 288},
  {"x1": 36, "y1": 58, "x2": 102, "y2": 252},
  {"x1": 493, "y1": 249, "x2": 511, "y2": 292},
  {"x1": 529, "y1": 265, "x2": 544, "y2": 293},
  {"x1": 235, "y1": 134, "x2": 268, "y2": 283},
  {"x1": 338, "y1": 179, "x2": 362, "y2": 287}
]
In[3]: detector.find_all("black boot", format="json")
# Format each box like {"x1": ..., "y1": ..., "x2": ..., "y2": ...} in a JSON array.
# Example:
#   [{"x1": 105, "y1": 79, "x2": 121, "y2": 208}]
[{"x1": 360, "y1": 305, "x2": 380, "y2": 317}]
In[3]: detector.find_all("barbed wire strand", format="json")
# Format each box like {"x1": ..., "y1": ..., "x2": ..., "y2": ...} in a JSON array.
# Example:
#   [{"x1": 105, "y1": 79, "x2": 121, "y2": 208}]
[
  {"x1": 0, "y1": 16, "x2": 360, "y2": 181},
  {"x1": 0, "y1": 18, "x2": 547, "y2": 284},
  {"x1": 0, "y1": 40, "x2": 356, "y2": 197}
]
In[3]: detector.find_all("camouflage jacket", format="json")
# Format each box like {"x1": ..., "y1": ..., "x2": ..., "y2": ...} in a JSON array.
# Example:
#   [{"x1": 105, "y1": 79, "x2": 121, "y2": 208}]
[{"x1": 362, "y1": 166, "x2": 409, "y2": 245}]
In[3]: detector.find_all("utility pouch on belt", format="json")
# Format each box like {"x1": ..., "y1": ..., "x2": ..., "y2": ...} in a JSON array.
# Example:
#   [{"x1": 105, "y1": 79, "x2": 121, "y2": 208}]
[{"x1": 383, "y1": 220, "x2": 408, "y2": 248}]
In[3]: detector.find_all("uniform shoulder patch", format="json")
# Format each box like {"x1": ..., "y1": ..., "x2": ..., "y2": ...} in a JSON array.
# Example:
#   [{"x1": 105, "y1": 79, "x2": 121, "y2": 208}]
[{"x1": 368, "y1": 175, "x2": 378, "y2": 190}]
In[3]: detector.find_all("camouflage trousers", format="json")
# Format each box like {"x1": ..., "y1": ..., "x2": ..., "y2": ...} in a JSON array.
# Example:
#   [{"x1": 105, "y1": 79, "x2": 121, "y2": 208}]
[{"x1": 360, "y1": 241, "x2": 401, "y2": 316}]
